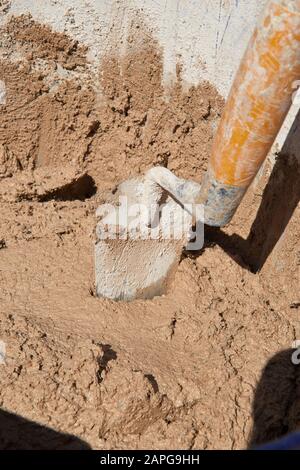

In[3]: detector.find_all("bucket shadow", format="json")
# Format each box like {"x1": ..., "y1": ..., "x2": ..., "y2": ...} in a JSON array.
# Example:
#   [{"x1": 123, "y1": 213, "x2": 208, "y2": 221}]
[
  {"x1": 0, "y1": 408, "x2": 91, "y2": 450},
  {"x1": 248, "y1": 349, "x2": 300, "y2": 448},
  {"x1": 203, "y1": 108, "x2": 300, "y2": 272}
]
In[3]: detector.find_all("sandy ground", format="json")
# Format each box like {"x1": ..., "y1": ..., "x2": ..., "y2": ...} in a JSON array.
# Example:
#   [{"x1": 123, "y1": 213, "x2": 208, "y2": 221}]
[{"x1": 0, "y1": 14, "x2": 299, "y2": 450}]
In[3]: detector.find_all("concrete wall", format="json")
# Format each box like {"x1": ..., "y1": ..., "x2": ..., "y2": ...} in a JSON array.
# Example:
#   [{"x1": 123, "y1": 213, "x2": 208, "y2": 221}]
[
  {"x1": 2, "y1": 0, "x2": 300, "y2": 160},
  {"x1": 6, "y1": 0, "x2": 268, "y2": 98}
]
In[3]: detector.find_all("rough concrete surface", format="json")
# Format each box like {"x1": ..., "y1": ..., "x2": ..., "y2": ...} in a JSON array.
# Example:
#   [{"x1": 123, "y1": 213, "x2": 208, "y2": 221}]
[
  {"x1": 0, "y1": 5, "x2": 299, "y2": 450},
  {"x1": 6, "y1": 0, "x2": 268, "y2": 97}
]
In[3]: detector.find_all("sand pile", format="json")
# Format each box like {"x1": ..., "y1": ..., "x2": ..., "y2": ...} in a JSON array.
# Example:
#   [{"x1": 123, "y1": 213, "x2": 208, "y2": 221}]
[{"x1": 0, "y1": 14, "x2": 299, "y2": 449}]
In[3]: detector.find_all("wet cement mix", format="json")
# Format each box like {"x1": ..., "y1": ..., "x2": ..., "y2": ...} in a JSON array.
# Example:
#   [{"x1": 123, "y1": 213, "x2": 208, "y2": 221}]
[{"x1": 0, "y1": 13, "x2": 299, "y2": 450}]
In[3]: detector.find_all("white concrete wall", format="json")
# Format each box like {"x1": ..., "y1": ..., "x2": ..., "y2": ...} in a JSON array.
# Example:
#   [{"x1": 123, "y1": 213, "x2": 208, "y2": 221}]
[
  {"x1": 3, "y1": 0, "x2": 300, "y2": 161},
  {"x1": 7, "y1": 0, "x2": 268, "y2": 98}
]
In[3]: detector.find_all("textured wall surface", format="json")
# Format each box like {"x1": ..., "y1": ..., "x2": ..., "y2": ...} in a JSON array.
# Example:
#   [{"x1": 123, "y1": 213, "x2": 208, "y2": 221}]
[
  {"x1": 2, "y1": 0, "x2": 299, "y2": 156},
  {"x1": 6, "y1": 0, "x2": 267, "y2": 97}
]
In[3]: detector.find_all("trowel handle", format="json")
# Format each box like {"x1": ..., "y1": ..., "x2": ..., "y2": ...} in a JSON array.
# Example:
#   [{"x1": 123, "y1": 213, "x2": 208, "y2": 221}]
[
  {"x1": 200, "y1": 0, "x2": 300, "y2": 227},
  {"x1": 143, "y1": 167, "x2": 202, "y2": 225}
]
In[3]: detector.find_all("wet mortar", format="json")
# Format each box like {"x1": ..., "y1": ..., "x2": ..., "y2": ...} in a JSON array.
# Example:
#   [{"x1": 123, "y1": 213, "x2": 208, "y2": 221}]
[{"x1": 0, "y1": 14, "x2": 299, "y2": 449}]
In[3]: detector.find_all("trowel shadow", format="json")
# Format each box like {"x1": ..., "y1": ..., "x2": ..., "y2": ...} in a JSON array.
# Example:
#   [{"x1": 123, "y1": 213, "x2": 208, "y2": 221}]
[
  {"x1": 203, "y1": 108, "x2": 300, "y2": 273},
  {"x1": 0, "y1": 408, "x2": 91, "y2": 450},
  {"x1": 248, "y1": 349, "x2": 300, "y2": 448}
]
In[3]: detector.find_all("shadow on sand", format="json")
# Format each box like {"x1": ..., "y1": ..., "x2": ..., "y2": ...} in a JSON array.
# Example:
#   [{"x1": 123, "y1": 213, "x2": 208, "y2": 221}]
[
  {"x1": 248, "y1": 348, "x2": 300, "y2": 447},
  {"x1": 0, "y1": 408, "x2": 91, "y2": 450},
  {"x1": 201, "y1": 107, "x2": 300, "y2": 272}
]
